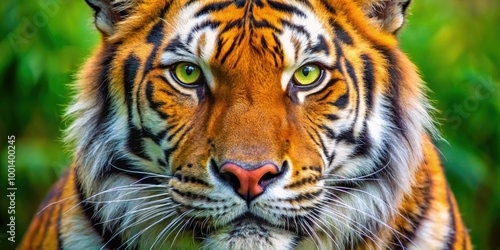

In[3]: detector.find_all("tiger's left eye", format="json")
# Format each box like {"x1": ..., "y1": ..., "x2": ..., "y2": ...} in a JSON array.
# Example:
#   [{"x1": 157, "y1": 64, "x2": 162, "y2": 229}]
[
  {"x1": 171, "y1": 62, "x2": 202, "y2": 86},
  {"x1": 293, "y1": 64, "x2": 323, "y2": 87}
]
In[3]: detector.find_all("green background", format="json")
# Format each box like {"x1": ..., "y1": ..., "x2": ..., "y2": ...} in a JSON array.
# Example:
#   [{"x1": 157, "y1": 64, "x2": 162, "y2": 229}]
[{"x1": 1, "y1": 0, "x2": 499, "y2": 249}]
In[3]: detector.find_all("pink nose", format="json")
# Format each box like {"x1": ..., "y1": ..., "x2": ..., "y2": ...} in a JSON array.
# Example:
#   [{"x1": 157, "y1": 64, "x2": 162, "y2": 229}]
[{"x1": 220, "y1": 163, "x2": 279, "y2": 200}]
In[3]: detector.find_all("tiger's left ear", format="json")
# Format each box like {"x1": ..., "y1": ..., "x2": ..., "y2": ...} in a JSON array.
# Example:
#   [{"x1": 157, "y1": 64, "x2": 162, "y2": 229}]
[
  {"x1": 357, "y1": 0, "x2": 412, "y2": 34},
  {"x1": 85, "y1": 0, "x2": 141, "y2": 37}
]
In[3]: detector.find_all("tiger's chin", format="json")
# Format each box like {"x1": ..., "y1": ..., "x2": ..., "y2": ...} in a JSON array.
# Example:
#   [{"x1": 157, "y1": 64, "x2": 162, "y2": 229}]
[{"x1": 201, "y1": 218, "x2": 297, "y2": 250}]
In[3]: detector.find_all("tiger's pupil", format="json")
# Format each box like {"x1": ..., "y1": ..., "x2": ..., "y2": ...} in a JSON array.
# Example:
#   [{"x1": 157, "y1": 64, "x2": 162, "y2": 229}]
[
  {"x1": 302, "y1": 67, "x2": 311, "y2": 76},
  {"x1": 185, "y1": 66, "x2": 194, "y2": 75}
]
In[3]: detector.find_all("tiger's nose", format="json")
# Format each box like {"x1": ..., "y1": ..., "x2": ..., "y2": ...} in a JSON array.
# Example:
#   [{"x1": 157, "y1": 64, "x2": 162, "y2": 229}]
[{"x1": 219, "y1": 163, "x2": 282, "y2": 201}]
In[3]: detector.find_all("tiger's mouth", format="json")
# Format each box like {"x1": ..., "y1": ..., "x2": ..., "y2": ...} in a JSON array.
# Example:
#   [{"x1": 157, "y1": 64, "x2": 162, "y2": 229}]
[
  {"x1": 232, "y1": 212, "x2": 266, "y2": 224},
  {"x1": 186, "y1": 211, "x2": 309, "y2": 238}
]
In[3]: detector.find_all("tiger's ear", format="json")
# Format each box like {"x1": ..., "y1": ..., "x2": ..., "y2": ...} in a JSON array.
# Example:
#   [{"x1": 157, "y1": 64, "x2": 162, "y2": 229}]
[
  {"x1": 357, "y1": 0, "x2": 412, "y2": 34},
  {"x1": 85, "y1": 0, "x2": 141, "y2": 36}
]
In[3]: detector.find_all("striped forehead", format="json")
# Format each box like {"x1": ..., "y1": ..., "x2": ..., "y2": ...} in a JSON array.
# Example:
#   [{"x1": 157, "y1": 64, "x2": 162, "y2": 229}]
[{"x1": 160, "y1": 1, "x2": 333, "y2": 68}]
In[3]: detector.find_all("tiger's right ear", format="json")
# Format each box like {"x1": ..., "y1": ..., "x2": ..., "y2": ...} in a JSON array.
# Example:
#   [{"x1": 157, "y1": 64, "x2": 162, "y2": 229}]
[
  {"x1": 85, "y1": 0, "x2": 140, "y2": 36},
  {"x1": 355, "y1": 0, "x2": 412, "y2": 34}
]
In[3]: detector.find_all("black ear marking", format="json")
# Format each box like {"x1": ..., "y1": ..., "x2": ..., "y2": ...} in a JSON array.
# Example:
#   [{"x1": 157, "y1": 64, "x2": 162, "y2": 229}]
[{"x1": 401, "y1": 0, "x2": 412, "y2": 13}]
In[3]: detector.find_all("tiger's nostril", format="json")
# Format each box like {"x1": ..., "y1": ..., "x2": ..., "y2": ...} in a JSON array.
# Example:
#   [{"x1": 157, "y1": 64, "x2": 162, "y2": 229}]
[
  {"x1": 218, "y1": 162, "x2": 285, "y2": 202},
  {"x1": 219, "y1": 171, "x2": 240, "y2": 189},
  {"x1": 258, "y1": 171, "x2": 280, "y2": 185}
]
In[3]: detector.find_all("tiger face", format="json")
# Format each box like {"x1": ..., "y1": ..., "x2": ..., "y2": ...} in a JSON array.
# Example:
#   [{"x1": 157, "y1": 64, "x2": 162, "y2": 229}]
[{"x1": 67, "y1": 0, "x2": 434, "y2": 249}]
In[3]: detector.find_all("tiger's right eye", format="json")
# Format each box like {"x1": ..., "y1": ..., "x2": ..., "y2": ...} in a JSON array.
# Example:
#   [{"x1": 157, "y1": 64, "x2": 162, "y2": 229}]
[
  {"x1": 171, "y1": 62, "x2": 202, "y2": 86},
  {"x1": 293, "y1": 64, "x2": 323, "y2": 87}
]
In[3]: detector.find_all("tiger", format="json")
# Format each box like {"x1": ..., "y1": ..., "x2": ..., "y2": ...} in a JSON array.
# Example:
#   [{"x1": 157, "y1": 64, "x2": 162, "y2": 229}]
[{"x1": 20, "y1": 0, "x2": 471, "y2": 249}]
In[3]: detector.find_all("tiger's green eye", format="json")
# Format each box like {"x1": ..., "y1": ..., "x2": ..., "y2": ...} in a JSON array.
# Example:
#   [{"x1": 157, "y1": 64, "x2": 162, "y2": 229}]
[
  {"x1": 172, "y1": 62, "x2": 202, "y2": 86},
  {"x1": 293, "y1": 64, "x2": 322, "y2": 86}
]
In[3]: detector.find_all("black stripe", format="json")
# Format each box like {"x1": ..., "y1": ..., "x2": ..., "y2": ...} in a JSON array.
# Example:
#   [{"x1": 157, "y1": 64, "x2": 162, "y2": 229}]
[
  {"x1": 314, "y1": 78, "x2": 342, "y2": 103},
  {"x1": 153, "y1": 75, "x2": 191, "y2": 97},
  {"x1": 329, "y1": 91, "x2": 349, "y2": 109},
  {"x1": 319, "y1": 124, "x2": 336, "y2": 139},
  {"x1": 124, "y1": 56, "x2": 145, "y2": 159},
  {"x1": 165, "y1": 36, "x2": 191, "y2": 55},
  {"x1": 96, "y1": 45, "x2": 117, "y2": 125},
  {"x1": 333, "y1": 38, "x2": 344, "y2": 60},
  {"x1": 331, "y1": 19, "x2": 353, "y2": 45},
  {"x1": 308, "y1": 35, "x2": 329, "y2": 55},
  {"x1": 444, "y1": 186, "x2": 457, "y2": 250},
  {"x1": 163, "y1": 125, "x2": 193, "y2": 166},
  {"x1": 128, "y1": 126, "x2": 150, "y2": 159},
  {"x1": 146, "y1": 21, "x2": 165, "y2": 44},
  {"x1": 159, "y1": 0, "x2": 173, "y2": 18},
  {"x1": 195, "y1": 1, "x2": 232, "y2": 17},
  {"x1": 281, "y1": 19, "x2": 310, "y2": 40},
  {"x1": 167, "y1": 123, "x2": 187, "y2": 141},
  {"x1": 268, "y1": 0, "x2": 306, "y2": 17},
  {"x1": 145, "y1": 81, "x2": 168, "y2": 119},
  {"x1": 318, "y1": 125, "x2": 336, "y2": 163},
  {"x1": 315, "y1": 90, "x2": 333, "y2": 103},
  {"x1": 361, "y1": 54, "x2": 375, "y2": 110},
  {"x1": 214, "y1": 37, "x2": 226, "y2": 62},
  {"x1": 75, "y1": 170, "x2": 123, "y2": 249},
  {"x1": 305, "y1": 129, "x2": 321, "y2": 148},
  {"x1": 327, "y1": 149, "x2": 336, "y2": 167},
  {"x1": 336, "y1": 128, "x2": 356, "y2": 144},
  {"x1": 220, "y1": 38, "x2": 239, "y2": 65},
  {"x1": 142, "y1": 128, "x2": 167, "y2": 145},
  {"x1": 271, "y1": 33, "x2": 284, "y2": 63},
  {"x1": 297, "y1": 0, "x2": 312, "y2": 8},
  {"x1": 384, "y1": 49, "x2": 408, "y2": 138},
  {"x1": 342, "y1": 57, "x2": 360, "y2": 124},
  {"x1": 251, "y1": 16, "x2": 282, "y2": 32},
  {"x1": 57, "y1": 200, "x2": 64, "y2": 250},
  {"x1": 351, "y1": 121, "x2": 371, "y2": 157},
  {"x1": 164, "y1": 145, "x2": 178, "y2": 170},
  {"x1": 158, "y1": 159, "x2": 168, "y2": 167},
  {"x1": 324, "y1": 114, "x2": 339, "y2": 121},
  {"x1": 319, "y1": 0, "x2": 336, "y2": 14},
  {"x1": 142, "y1": 21, "x2": 164, "y2": 80},
  {"x1": 187, "y1": 20, "x2": 222, "y2": 44},
  {"x1": 253, "y1": 0, "x2": 264, "y2": 8},
  {"x1": 124, "y1": 54, "x2": 140, "y2": 109},
  {"x1": 186, "y1": 0, "x2": 199, "y2": 6},
  {"x1": 116, "y1": 1, "x2": 170, "y2": 40},
  {"x1": 234, "y1": 0, "x2": 246, "y2": 8},
  {"x1": 260, "y1": 36, "x2": 268, "y2": 49}
]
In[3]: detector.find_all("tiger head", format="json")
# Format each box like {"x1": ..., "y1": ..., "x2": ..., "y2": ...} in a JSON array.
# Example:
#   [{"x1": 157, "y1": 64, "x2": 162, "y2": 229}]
[{"x1": 69, "y1": 0, "x2": 432, "y2": 249}]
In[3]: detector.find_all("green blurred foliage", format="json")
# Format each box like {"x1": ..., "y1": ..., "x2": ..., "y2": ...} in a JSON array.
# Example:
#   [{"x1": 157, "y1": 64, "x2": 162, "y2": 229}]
[
  {"x1": 400, "y1": 1, "x2": 500, "y2": 249},
  {"x1": 1, "y1": 0, "x2": 499, "y2": 249},
  {"x1": 0, "y1": 1, "x2": 98, "y2": 247}
]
